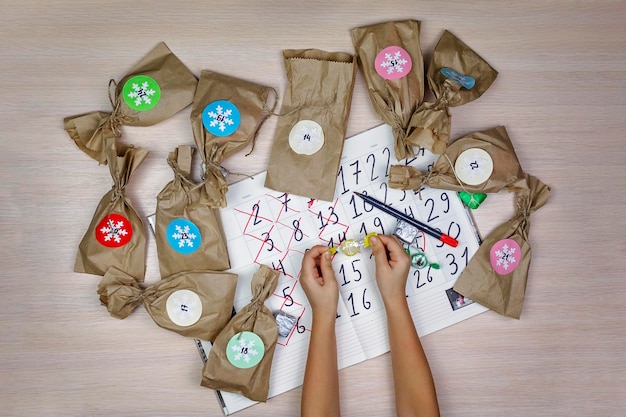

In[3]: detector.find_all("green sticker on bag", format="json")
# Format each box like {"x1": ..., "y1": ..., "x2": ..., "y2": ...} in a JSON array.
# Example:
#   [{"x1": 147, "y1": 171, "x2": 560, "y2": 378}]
[
  {"x1": 226, "y1": 331, "x2": 265, "y2": 369},
  {"x1": 122, "y1": 75, "x2": 161, "y2": 111}
]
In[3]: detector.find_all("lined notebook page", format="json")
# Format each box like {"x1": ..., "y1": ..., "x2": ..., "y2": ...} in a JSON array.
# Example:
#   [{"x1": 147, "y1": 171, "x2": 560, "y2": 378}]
[{"x1": 201, "y1": 124, "x2": 487, "y2": 415}]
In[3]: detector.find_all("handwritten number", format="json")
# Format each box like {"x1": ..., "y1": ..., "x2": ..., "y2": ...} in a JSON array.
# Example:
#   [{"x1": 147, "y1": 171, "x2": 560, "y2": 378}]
[
  {"x1": 424, "y1": 198, "x2": 439, "y2": 222},
  {"x1": 262, "y1": 232, "x2": 274, "y2": 252},
  {"x1": 446, "y1": 253, "x2": 459, "y2": 275},
  {"x1": 366, "y1": 153, "x2": 379, "y2": 182},
  {"x1": 251, "y1": 203, "x2": 262, "y2": 225},
  {"x1": 282, "y1": 286, "x2": 294, "y2": 307},
  {"x1": 337, "y1": 166, "x2": 349, "y2": 195},
  {"x1": 293, "y1": 219, "x2": 303, "y2": 241}
]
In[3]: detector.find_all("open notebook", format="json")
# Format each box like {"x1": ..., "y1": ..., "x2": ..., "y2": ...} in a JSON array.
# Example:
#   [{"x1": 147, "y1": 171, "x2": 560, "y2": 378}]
[{"x1": 182, "y1": 124, "x2": 486, "y2": 415}]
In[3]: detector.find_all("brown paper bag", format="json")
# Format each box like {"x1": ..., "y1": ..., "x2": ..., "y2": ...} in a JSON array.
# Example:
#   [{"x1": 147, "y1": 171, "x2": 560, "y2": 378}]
[
  {"x1": 64, "y1": 42, "x2": 198, "y2": 164},
  {"x1": 155, "y1": 146, "x2": 230, "y2": 277},
  {"x1": 190, "y1": 70, "x2": 276, "y2": 208},
  {"x1": 97, "y1": 266, "x2": 237, "y2": 341},
  {"x1": 389, "y1": 126, "x2": 527, "y2": 195},
  {"x1": 201, "y1": 265, "x2": 280, "y2": 402},
  {"x1": 453, "y1": 175, "x2": 550, "y2": 319},
  {"x1": 406, "y1": 30, "x2": 498, "y2": 154},
  {"x1": 351, "y1": 20, "x2": 425, "y2": 160},
  {"x1": 74, "y1": 145, "x2": 148, "y2": 281},
  {"x1": 264, "y1": 49, "x2": 356, "y2": 202}
]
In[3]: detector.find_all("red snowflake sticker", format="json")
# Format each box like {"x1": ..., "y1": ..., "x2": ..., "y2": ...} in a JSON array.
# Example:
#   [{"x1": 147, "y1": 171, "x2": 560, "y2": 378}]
[{"x1": 95, "y1": 213, "x2": 132, "y2": 248}]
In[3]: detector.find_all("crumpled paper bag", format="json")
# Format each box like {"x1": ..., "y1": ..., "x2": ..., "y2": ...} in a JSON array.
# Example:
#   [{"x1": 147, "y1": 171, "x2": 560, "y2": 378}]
[
  {"x1": 453, "y1": 174, "x2": 551, "y2": 319},
  {"x1": 98, "y1": 266, "x2": 237, "y2": 341}
]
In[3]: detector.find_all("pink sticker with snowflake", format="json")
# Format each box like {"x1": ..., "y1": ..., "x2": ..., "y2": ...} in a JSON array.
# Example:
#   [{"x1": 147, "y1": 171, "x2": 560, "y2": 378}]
[
  {"x1": 375, "y1": 46, "x2": 413, "y2": 80},
  {"x1": 490, "y1": 239, "x2": 521, "y2": 275},
  {"x1": 95, "y1": 213, "x2": 132, "y2": 248}
]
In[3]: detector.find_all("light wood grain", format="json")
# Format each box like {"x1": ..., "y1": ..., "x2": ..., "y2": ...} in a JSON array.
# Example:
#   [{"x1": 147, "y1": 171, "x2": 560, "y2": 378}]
[{"x1": 1, "y1": 1, "x2": 625, "y2": 416}]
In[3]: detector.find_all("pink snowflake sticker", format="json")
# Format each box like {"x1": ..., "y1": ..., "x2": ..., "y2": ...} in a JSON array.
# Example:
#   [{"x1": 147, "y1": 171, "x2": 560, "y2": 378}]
[
  {"x1": 490, "y1": 239, "x2": 521, "y2": 275},
  {"x1": 375, "y1": 46, "x2": 412, "y2": 80}
]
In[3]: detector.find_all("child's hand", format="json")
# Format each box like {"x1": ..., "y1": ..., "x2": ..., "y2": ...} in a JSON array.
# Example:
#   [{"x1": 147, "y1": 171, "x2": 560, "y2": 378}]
[
  {"x1": 369, "y1": 234, "x2": 411, "y2": 306},
  {"x1": 300, "y1": 245, "x2": 339, "y2": 320}
]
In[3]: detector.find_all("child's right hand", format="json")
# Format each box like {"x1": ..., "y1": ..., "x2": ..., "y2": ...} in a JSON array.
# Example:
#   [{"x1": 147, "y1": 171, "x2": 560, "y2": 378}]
[{"x1": 369, "y1": 234, "x2": 411, "y2": 306}]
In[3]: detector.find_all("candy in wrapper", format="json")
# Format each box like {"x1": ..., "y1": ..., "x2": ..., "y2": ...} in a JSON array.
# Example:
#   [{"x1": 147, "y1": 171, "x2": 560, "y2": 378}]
[
  {"x1": 274, "y1": 310, "x2": 298, "y2": 338},
  {"x1": 64, "y1": 42, "x2": 197, "y2": 164},
  {"x1": 405, "y1": 30, "x2": 498, "y2": 154},
  {"x1": 97, "y1": 267, "x2": 237, "y2": 341}
]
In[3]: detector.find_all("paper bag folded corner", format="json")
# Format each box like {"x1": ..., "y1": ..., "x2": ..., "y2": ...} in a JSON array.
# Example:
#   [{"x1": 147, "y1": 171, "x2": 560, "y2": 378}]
[
  {"x1": 97, "y1": 266, "x2": 238, "y2": 341},
  {"x1": 64, "y1": 42, "x2": 198, "y2": 164},
  {"x1": 74, "y1": 145, "x2": 149, "y2": 281},
  {"x1": 406, "y1": 30, "x2": 498, "y2": 154},
  {"x1": 453, "y1": 174, "x2": 551, "y2": 319},
  {"x1": 201, "y1": 264, "x2": 280, "y2": 402},
  {"x1": 263, "y1": 48, "x2": 356, "y2": 202},
  {"x1": 351, "y1": 20, "x2": 425, "y2": 160}
]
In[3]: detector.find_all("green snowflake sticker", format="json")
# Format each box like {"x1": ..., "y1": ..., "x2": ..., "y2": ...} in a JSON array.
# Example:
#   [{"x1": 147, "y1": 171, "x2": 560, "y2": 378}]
[
  {"x1": 226, "y1": 331, "x2": 265, "y2": 369},
  {"x1": 122, "y1": 75, "x2": 161, "y2": 111}
]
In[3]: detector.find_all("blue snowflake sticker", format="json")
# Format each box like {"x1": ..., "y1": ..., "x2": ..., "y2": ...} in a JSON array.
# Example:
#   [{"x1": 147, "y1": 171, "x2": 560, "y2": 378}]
[
  {"x1": 202, "y1": 100, "x2": 241, "y2": 137},
  {"x1": 166, "y1": 219, "x2": 201, "y2": 254}
]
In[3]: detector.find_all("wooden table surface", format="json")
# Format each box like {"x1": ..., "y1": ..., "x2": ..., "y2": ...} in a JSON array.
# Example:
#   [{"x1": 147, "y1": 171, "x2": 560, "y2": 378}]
[{"x1": 1, "y1": 1, "x2": 625, "y2": 416}]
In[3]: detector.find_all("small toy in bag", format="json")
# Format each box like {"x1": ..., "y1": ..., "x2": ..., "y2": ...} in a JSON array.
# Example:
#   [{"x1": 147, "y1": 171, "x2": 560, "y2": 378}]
[
  {"x1": 74, "y1": 145, "x2": 148, "y2": 281},
  {"x1": 406, "y1": 30, "x2": 498, "y2": 154},
  {"x1": 201, "y1": 265, "x2": 280, "y2": 402}
]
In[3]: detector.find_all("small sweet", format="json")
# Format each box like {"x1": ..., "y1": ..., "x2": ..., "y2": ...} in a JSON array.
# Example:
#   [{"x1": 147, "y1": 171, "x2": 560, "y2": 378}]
[
  {"x1": 329, "y1": 232, "x2": 378, "y2": 256},
  {"x1": 458, "y1": 192, "x2": 487, "y2": 209},
  {"x1": 275, "y1": 310, "x2": 298, "y2": 338},
  {"x1": 405, "y1": 247, "x2": 440, "y2": 270}
]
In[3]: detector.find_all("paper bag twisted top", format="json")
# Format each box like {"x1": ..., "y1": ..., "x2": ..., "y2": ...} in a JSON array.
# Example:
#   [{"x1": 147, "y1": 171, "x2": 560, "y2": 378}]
[
  {"x1": 406, "y1": 30, "x2": 498, "y2": 154},
  {"x1": 190, "y1": 70, "x2": 275, "y2": 208},
  {"x1": 389, "y1": 126, "x2": 527, "y2": 195},
  {"x1": 351, "y1": 20, "x2": 425, "y2": 160},
  {"x1": 97, "y1": 266, "x2": 238, "y2": 341},
  {"x1": 64, "y1": 42, "x2": 198, "y2": 164},
  {"x1": 453, "y1": 174, "x2": 550, "y2": 319}
]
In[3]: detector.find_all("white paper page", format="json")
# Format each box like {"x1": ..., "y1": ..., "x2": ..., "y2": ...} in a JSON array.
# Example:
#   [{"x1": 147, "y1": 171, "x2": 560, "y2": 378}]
[{"x1": 206, "y1": 124, "x2": 486, "y2": 414}]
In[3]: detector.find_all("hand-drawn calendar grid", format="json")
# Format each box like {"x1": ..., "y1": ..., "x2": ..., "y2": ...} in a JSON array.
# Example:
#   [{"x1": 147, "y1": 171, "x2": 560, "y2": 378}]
[{"x1": 201, "y1": 124, "x2": 487, "y2": 415}]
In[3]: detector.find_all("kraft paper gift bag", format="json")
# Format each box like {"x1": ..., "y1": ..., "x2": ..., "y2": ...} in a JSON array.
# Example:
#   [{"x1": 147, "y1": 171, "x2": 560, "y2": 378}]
[
  {"x1": 64, "y1": 42, "x2": 197, "y2": 164},
  {"x1": 351, "y1": 20, "x2": 425, "y2": 160},
  {"x1": 98, "y1": 266, "x2": 238, "y2": 341},
  {"x1": 389, "y1": 126, "x2": 528, "y2": 197},
  {"x1": 155, "y1": 146, "x2": 230, "y2": 277},
  {"x1": 201, "y1": 265, "x2": 280, "y2": 402},
  {"x1": 74, "y1": 145, "x2": 148, "y2": 281},
  {"x1": 190, "y1": 70, "x2": 276, "y2": 208},
  {"x1": 264, "y1": 49, "x2": 356, "y2": 202},
  {"x1": 406, "y1": 30, "x2": 498, "y2": 154},
  {"x1": 454, "y1": 174, "x2": 550, "y2": 319}
]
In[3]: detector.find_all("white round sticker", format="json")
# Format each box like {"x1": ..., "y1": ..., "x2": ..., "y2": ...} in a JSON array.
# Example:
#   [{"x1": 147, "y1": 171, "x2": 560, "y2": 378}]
[
  {"x1": 166, "y1": 289, "x2": 202, "y2": 327},
  {"x1": 454, "y1": 148, "x2": 494, "y2": 186},
  {"x1": 288, "y1": 120, "x2": 324, "y2": 155}
]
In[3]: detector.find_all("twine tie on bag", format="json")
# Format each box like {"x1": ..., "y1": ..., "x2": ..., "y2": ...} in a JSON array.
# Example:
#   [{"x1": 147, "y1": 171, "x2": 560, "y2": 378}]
[{"x1": 105, "y1": 79, "x2": 131, "y2": 137}]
